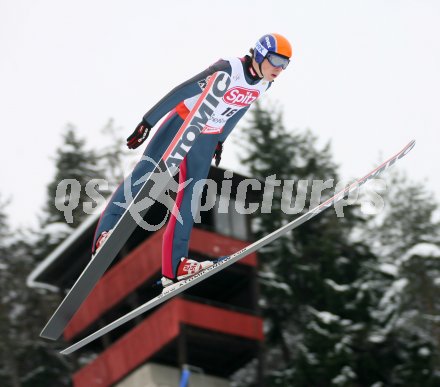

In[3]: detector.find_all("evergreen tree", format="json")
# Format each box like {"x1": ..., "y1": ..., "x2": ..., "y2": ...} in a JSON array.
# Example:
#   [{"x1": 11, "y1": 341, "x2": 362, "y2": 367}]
[
  {"x1": 44, "y1": 124, "x2": 111, "y2": 229},
  {"x1": 0, "y1": 196, "x2": 71, "y2": 387},
  {"x1": 362, "y1": 171, "x2": 440, "y2": 385},
  {"x1": 0, "y1": 122, "x2": 129, "y2": 387},
  {"x1": 238, "y1": 102, "x2": 377, "y2": 386},
  {"x1": 97, "y1": 118, "x2": 129, "y2": 190},
  {"x1": 39, "y1": 124, "x2": 111, "y2": 254}
]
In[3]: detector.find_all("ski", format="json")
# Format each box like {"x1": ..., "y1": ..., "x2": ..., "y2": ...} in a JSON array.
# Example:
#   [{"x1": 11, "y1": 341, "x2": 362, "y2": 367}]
[
  {"x1": 60, "y1": 139, "x2": 416, "y2": 354},
  {"x1": 40, "y1": 71, "x2": 232, "y2": 340}
]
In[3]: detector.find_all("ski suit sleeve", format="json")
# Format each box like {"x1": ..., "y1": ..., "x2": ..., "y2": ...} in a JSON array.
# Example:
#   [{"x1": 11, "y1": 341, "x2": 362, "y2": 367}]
[{"x1": 142, "y1": 59, "x2": 232, "y2": 127}]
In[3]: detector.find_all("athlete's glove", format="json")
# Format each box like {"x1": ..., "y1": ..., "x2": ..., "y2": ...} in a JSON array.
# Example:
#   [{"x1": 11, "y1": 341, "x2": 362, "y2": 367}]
[
  {"x1": 213, "y1": 142, "x2": 223, "y2": 167},
  {"x1": 127, "y1": 121, "x2": 152, "y2": 149}
]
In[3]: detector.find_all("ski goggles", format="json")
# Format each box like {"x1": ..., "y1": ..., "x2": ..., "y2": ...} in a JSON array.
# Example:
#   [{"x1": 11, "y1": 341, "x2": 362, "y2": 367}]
[{"x1": 266, "y1": 52, "x2": 290, "y2": 70}]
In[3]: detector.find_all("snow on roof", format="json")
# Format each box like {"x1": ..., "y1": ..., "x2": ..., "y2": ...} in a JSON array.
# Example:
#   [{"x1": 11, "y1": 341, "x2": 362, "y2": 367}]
[{"x1": 26, "y1": 213, "x2": 100, "y2": 291}]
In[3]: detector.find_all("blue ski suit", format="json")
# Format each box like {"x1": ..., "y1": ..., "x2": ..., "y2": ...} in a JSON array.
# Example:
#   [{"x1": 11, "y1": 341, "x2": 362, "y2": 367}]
[{"x1": 93, "y1": 55, "x2": 271, "y2": 279}]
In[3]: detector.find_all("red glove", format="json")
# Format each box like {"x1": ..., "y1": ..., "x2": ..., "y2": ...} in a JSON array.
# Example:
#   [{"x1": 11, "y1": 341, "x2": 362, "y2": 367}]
[{"x1": 127, "y1": 121, "x2": 152, "y2": 149}]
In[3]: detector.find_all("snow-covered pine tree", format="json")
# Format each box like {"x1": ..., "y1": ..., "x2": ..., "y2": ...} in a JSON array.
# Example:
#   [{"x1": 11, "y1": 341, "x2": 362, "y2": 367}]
[
  {"x1": 0, "y1": 195, "x2": 19, "y2": 387},
  {"x1": 13, "y1": 123, "x2": 121, "y2": 385},
  {"x1": 2, "y1": 122, "x2": 129, "y2": 387},
  {"x1": 47, "y1": 124, "x2": 111, "y2": 226},
  {"x1": 0, "y1": 196, "x2": 71, "y2": 387},
  {"x1": 97, "y1": 118, "x2": 130, "y2": 190},
  {"x1": 237, "y1": 102, "x2": 378, "y2": 386},
  {"x1": 39, "y1": 124, "x2": 111, "y2": 252},
  {"x1": 363, "y1": 171, "x2": 440, "y2": 385}
]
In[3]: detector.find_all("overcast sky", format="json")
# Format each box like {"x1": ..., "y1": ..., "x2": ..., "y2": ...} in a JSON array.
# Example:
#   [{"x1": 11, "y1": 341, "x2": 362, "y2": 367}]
[{"x1": 1, "y1": 0, "x2": 439, "y2": 228}]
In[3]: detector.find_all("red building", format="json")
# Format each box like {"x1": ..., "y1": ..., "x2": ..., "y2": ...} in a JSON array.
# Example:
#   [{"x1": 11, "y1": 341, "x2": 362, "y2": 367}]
[{"x1": 28, "y1": 167, "x2": 265, "y2": 386}]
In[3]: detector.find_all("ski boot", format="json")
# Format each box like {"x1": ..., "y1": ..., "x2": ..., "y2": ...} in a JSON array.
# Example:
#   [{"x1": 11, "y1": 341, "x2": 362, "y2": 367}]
[
  {"x1": 91, "y1": 229, "x2": 113, "y2": 259},
  {"x1": 161, "y1": 257, "x2": 214, "y2": 289}
]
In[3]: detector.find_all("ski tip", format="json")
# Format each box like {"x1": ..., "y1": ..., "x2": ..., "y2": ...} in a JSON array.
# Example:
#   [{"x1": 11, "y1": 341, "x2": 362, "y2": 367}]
[
  {"x1": 40, "y1": 333, "x2": 58, "y2": 340},
  {"x1": 40, "y1": 325, "x2": 60, "y2": 340},
  {"x1": 40, "y1": 332, "x2": 57, "y2": 340},
  {"x1": 401, "y1": 139, "x2": 416, "y2": 156}
]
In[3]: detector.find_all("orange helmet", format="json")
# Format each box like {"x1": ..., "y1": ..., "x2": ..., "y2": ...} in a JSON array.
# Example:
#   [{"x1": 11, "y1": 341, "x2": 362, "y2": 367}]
[{"x1": 254, "y1": 33, "x2": 292, "y2": 69}]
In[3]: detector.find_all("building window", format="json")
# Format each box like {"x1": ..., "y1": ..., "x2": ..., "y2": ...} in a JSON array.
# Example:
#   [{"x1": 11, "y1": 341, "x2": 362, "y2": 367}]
[{"x1": 213, "y1": 194, "x2": 248, "y2": 241}]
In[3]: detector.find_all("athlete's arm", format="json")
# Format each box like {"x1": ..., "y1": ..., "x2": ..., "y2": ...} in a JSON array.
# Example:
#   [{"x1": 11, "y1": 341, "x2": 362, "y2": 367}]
[
  {"x1": 143, "y1": 59, "x2": 232, "y2": 127},
  {"x1": 126, "y1": 60, "x2": 231, "y2": 149}
]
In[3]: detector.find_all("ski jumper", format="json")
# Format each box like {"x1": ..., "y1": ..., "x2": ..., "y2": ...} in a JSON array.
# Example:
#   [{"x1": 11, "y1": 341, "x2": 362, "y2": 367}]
[{"x1": 93, "y1": 55, "x2": 271, "y2": 279}]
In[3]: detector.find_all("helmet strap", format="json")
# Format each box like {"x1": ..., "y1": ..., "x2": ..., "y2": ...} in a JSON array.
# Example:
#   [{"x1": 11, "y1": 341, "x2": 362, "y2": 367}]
[
  {"x1": 250, "y1": 57, "x2": 264, "y2": 79},
  {"x1": 258, "y1": 61, "x2": 264, "y2": 78}
]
